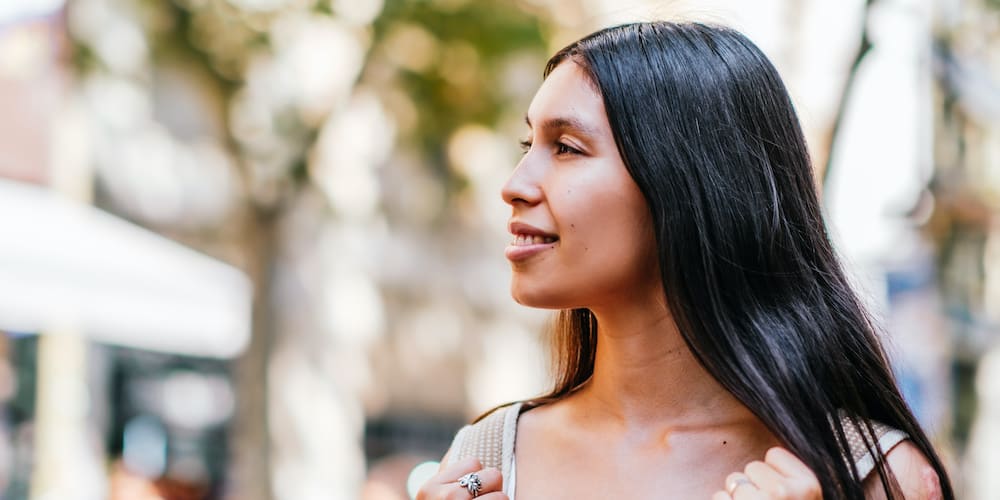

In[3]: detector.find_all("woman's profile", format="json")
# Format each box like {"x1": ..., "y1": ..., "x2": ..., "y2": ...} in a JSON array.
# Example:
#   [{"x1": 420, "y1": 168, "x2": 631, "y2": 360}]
[{"x1": 418, "y1": 21, "x2": 953, "y2": 499}]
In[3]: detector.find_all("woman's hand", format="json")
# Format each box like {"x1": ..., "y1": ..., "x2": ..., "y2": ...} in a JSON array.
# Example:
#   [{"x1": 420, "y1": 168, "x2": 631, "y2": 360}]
[
  {"x1": 416, "y1": 457, "x2": 508, "y2": 500},
  {"x1": 712, "y1": 447, "x2": 821, "y2": 500}
]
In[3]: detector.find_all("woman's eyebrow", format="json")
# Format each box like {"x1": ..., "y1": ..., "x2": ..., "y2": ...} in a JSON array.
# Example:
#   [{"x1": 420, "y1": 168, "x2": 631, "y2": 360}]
[{"x1": 524, "y1": 114, "x2": 601, "y2": 139}]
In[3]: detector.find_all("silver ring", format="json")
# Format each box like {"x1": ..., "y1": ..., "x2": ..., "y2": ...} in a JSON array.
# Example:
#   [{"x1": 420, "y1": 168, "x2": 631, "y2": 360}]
[
  {"x1": 727, "y1": 476, "x2": 754, "y2": 495},
  {"x1": 457, "y1": 472, "x2": 483, "y2": 497}
]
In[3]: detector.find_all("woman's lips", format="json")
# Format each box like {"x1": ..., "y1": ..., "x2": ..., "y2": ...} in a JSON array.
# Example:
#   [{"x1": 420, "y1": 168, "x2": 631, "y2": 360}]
[{"x1": 505, "y1": 233, "x2": 559, "y2": 261}]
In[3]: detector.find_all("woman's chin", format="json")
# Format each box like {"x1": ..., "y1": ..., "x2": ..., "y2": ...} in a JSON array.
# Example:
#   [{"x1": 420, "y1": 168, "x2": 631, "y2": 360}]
[{"x1": 510, "y1": 283, "x2": 572, "y2": 309}]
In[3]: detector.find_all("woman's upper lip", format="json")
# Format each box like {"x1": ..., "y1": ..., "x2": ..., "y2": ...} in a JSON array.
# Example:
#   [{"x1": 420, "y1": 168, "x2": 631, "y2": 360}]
[{"x1": 508, "y1": 220, "x2": 558, "y2": 238}]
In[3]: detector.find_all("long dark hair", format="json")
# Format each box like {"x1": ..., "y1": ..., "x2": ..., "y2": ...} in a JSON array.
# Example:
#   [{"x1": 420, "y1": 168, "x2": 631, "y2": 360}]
[{"x1": 521, "y1": 22, "x2": 953, "y2": 499}]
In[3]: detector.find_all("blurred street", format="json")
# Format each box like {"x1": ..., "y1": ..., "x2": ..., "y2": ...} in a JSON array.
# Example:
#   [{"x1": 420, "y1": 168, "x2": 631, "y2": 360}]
[{"x1": 0, "y1": 0, "x2": 998, "y2": 498}]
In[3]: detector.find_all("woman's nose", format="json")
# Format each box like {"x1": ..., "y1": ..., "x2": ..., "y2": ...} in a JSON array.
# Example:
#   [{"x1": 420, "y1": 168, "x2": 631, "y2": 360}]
[{"x1": 501, "y1": 161, "x2": 544, "y2": 206}]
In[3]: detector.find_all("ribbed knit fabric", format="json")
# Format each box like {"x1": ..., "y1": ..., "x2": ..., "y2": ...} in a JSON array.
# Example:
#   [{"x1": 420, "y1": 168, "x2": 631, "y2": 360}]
[
  {"x1": 838, "y1": 413, "x2": 908, "y2": 478},
  {"x1": 447, "y1": 402, "x2": 521, "y2": 495}
]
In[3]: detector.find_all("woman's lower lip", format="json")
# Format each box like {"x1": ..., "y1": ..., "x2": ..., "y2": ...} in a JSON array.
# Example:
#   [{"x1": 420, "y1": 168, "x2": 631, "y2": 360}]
[{"x1": 505, "y1": 242, "x2": 556, "y2": 261}]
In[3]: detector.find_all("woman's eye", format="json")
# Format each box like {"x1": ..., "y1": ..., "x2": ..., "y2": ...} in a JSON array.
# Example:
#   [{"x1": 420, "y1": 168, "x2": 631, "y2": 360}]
[
  {"x1": 519, "y1": 138, "x2": 580, "y2": 156},
  {"x1": 555, "y1": 142, "x2": 579, "y2": 155}
]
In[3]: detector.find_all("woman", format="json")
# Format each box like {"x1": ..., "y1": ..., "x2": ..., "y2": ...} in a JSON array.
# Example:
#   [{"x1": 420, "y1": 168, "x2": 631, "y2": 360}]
[{"x1": 419, "y1": 21, "x2": 952, "y2": 499}]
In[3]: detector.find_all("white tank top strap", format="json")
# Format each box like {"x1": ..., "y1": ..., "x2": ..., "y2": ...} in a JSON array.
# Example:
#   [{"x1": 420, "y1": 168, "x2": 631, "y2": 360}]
[{"x1": 837, "y1": 411, "x2": 909, "y2": 479}]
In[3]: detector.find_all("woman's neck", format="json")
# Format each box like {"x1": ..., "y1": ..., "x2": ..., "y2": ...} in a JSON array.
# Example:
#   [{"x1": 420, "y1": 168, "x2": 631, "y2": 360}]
[{"x1": 573, "y1": 297, "x2": 753, "y2": 430}]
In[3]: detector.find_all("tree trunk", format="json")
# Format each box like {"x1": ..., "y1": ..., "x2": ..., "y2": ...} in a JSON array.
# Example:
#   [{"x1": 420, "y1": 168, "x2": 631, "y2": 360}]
[{"x1": 226, "y1": 206, "x2": 279, "y2": 500}]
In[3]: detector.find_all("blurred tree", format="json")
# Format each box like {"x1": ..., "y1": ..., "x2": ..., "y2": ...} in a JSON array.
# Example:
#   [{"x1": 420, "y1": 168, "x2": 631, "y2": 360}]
[
  {"x1": 66, "y1": 0, "x2": 553, "y2": 498},
  {"x1": 371, "y1": 2, "x2": 546, "y2": 157}
]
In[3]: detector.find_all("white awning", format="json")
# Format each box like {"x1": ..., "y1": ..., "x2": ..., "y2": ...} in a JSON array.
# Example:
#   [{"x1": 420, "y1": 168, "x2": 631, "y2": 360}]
[{"x1": 0, "y1": 178, "x2": 252, "y2": 358}]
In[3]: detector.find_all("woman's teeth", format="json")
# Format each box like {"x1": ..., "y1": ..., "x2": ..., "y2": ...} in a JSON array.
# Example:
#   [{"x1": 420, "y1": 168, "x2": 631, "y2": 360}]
[{"x1": 512, "y1": 234, "x2": 557, "y2": 246}]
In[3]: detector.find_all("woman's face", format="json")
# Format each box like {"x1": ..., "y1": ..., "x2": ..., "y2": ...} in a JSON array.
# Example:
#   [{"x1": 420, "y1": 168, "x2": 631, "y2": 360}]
[{"x1": 502, "y1": 61, "x2": 658, "y2": 309}]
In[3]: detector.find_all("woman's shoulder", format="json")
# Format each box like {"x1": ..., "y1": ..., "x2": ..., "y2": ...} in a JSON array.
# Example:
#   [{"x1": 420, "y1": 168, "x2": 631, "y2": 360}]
[
  {"x1": 836, "y1": 413, "x2": 944, "y2": 498},
  {"x1": 513, "y1": 397, "x2": 575, "y2": 438},
  {"x1": 442, "y1": 398, "x2": 572, "y2": 467},
  {"x1": 861, "y1": 440, "x2": 943, "y2": 499}
]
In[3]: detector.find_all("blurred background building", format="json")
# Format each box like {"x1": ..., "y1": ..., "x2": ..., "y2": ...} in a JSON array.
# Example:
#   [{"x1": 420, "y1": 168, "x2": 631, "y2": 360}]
[{"x1": 0, "y1": 0, "x2": 997, "y2": 499}]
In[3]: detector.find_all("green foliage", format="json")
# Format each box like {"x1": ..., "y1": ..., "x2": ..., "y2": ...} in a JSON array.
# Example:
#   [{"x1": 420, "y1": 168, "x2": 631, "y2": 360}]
[
  {"x1": 67, "y1": 0, "x2": 552, "y2": 212},
  {"x1": 369, "y1": 0, "x2": 549, "y2": 178}
]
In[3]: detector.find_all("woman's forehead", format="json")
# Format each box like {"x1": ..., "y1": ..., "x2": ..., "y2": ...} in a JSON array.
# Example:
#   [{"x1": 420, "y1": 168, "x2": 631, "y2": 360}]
[{"x1": 525, "y1": 62, "x2": 608, "y2": 136}]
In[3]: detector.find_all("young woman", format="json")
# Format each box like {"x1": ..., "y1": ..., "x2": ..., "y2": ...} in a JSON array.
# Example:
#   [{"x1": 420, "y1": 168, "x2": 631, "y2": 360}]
[{"x1": 418, "y1": 21, "x2": 952, "y2": 499}]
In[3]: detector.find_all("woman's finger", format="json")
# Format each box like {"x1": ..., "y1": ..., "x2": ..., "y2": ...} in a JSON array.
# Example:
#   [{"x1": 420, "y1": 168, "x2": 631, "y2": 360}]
[
  {"x1": 763, "y1": 447, "x2": 822, "y2": 499},
  {"x1": 725, "y1": 472, "x2": 766, "y2": 500},
  {"x1": 417, "y1": 465, "x2": 504, "y2": 500},
  {"x1": 461, "y1": 468, "x2": 503, "y2": 495},
  {"x1": 418, "y1": 458, "x2": 508, "y2": 500},
  {"x1": 430, "y1": 457, "x2": 482, "y2": 486},
  {"x1": 763, "y1": 447, "x2": 813, "y2": 479},
  {"x1": 475, "y1": 493, "x2": 509, "y2": 500},
  {"x1": 743, "y1": 460, "x2": 786, "y2": 493},
  {"x1": 719, "y1": 449, "x2": 821, "y2": 500}
]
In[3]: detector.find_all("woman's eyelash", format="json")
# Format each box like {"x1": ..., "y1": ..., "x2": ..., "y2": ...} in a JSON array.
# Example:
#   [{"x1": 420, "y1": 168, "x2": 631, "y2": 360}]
[
  {"x1": 518, "y1": 139, "x2": 580, "y2": 156},
  {"x1": 555, "y1": 142, "x2": 579, "y2": 155}
]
